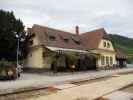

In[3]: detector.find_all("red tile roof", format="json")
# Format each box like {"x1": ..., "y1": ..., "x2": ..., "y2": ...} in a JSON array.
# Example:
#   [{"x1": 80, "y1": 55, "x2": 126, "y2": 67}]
[
  {"x1": 28, "y1": 24, "x2": 128, "y2": 59},
  {"x1": 80, "y1": 28, "x2": 107, "y2": 50},
  {"x1": 28, "y1": 24, "x2": 84, "y2": 50},
  {"x1": 28, "y1": 24, "x2": 110, "y2": 51}
]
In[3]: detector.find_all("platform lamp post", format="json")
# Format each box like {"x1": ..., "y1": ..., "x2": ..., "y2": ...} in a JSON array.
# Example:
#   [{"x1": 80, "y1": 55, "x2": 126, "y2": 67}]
[
  {"x1": 16, "y1": 34, "x2": 20, "y2": 68},
  {"x1": 14, "y1": 32, "x2": 20, "y2": 68},
  {"x1": 14, "y1": 31, "x2": 27, "y2": 78},
  {"x1": 14, "y1": 32, "x2": 25, "y2": 78}
]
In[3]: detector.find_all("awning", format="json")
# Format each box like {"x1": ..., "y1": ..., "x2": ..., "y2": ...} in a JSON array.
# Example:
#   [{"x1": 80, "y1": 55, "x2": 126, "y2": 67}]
[
  {"x1": 46, "y1": 46, "x2": 88, "y2": 53},
  {"x1": 116, "y1": 50, "x2": 127, "y2": 60}
]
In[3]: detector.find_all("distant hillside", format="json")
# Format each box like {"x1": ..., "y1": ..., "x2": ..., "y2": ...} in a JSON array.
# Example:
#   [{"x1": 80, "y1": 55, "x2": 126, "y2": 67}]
[
  {"x1": 109, "y1": 34, "x2": 133, "y2": 64},
  {"x1": 109, "y1": 34, "x2": 133, "y2": 55}
]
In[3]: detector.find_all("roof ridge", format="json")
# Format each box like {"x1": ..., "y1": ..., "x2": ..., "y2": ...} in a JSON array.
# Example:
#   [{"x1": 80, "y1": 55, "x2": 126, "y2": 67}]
[
  {"x1": 80, "y1": 28, "x2": 105, "y2": 35},
  {"x1": 33, "y1": 24, "x2": 75, "y2": 35}
]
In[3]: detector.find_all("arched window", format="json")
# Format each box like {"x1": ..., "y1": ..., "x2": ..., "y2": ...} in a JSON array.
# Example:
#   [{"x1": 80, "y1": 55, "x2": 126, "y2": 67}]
[
  {"x1": 101, "y1": 56, "x2": 105, "y2": 65},
  {"x1": 110, "y1": 57, "x2": 113, "y2": 65},
  {"x1": 106, "y1": 56, "x2": 109, "y2": 65},
  {"x1": 103, "y1": 42, "x2": 106, "y2": 47},
  {"x1": 107, "y1": 43, "x2": 110, "y2": 48}
]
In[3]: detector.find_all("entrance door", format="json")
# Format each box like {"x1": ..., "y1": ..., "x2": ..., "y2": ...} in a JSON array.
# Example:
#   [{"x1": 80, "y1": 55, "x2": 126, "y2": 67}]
[
  {"x1": 78, "y1": 56, "x2": 97, "y2": 70},
  {"x1": 86, "y1": 57, "x2": 97, "y2": 70}
]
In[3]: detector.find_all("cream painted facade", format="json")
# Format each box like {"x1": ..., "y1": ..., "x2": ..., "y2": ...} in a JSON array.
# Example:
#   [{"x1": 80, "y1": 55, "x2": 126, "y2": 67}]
[
  {"x1": 26, "y1": 47, "x2": 44, "y2": 68},
  {"x1": 26, "y1": 34, "x2": 116, "y2": 69},
  {"x1": 91, "y1": 39, "x2": 116, "y2": 68},
  {"x1": 26, "y1": 35, "x2": 53, "y2": 69},
  {"x1": 26, "y1": 35, "x2": 44, "y2": 68}
]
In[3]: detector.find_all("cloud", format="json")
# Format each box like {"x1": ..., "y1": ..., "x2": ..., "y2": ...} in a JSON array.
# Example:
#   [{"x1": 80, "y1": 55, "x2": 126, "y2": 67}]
[{"x1": 0, "y1": 0, "x2": 133, "y2": 38}]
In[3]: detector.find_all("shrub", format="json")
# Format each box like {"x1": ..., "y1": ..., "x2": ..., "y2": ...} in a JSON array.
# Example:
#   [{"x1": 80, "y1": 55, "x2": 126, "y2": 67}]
[
  {"x1": 127, "y1": 56, "x2": 133, "y2": 64},
  {"x1": 0, "y1": 58, "x2": 14, "y2": 72},
  {"x1": 65, "y1": 52, "x2": 78, "y2": 65}
]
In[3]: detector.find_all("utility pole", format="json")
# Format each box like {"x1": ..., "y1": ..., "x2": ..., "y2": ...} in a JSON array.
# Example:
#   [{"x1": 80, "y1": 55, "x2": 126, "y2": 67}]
[
  {"x1": 17, "y1": 36, "x2": 19, "y2": 67},
  {"x1": 14, "y1": 31, "x2": 26, "y2": 78}
]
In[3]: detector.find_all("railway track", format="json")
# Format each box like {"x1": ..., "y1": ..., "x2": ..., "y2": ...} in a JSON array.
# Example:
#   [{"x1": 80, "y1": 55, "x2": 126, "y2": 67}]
[
  {"x1": 0, "y1": 75, "x2": 114, "y2": 100},
  {"x1": 0, "y1": 72, "x2": 133, "y2": 100}
]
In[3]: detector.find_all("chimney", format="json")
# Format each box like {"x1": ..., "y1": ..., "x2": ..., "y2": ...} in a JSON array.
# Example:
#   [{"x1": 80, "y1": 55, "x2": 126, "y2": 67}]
[{"x1": 75, "y1": 26, "x2": 79, "y2": 35}]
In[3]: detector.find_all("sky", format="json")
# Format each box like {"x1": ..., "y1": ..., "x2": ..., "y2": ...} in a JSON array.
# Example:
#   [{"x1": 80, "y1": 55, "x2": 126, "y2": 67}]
[{"x1": 0, "y1": 0, "x2": 133, "y2": 38}]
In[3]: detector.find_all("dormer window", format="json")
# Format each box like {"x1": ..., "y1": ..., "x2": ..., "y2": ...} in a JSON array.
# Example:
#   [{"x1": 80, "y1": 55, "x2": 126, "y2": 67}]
[
  {"x1": 103, "y1": 41, "x2": 111, "y2": 48},
  {"x1": 64, "y1": 38, "x2": 69, "y2": 43},
  {"x1": 74, "y1": 40, "x2": 80, "y2": 45},
  {"x1": 107, "y1": 43, "x2": 110, "y2": 48},
  {"x1": 104, "y1": 42, "x2": 106, "y2": 47},
  {"x1": 72, "y1": 36, "x2": 81, "y2": 45},
  {"x1": 49, "y1": 36, "x2": 56, "y2": 40},
  {"x1": 46, "y1": 31, "x2": 56, "y2": 41},
  {"x1": 59, "y1": 34, "x2": 69, "y2": 43}
]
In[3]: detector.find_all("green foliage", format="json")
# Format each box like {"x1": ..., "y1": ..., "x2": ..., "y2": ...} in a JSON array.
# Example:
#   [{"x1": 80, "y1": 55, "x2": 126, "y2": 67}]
[
  {"x1": 127, "y1": 56, "x2": 133, "y2": 64},
  {"x1": 109, "y1": 34, "x2": 133, "y2": 63},
  {"x1": 0, "y1": 58, "x2": 14, "y2": 72},
  {"x1": 65, "y1": 52, "x2": 78, "y2": 65},
  {"x1": 0, "y1": 9, "x2": 25, "y2": 61},
  {"x1": 109, "y1": 34, "x2": 133, "y2": 54}
]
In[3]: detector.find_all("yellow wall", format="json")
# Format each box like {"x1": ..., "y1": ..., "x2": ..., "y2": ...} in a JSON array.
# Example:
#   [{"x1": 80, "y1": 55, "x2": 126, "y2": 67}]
[
  {"x1": 25, "y1": 35, "x2": 52, "y2": 69},
  {"x1": 31, "y1": 35, "x2": 39, "y2": 47},
  {"x1": 26, "y1": 36, "x2": 44, "y2": 68},
  {"x1": 97, "y1": 50, "x2": 116, "y2": 68},
  {"x1": 26, "y1": 47, "x2": 44, "y2": 68},
  {"x1": 91, "y1": 39, "x2": 116, "y2": 68},
  {"x1": 98, "y1": 39, "x2": 115, "y2": 51},
  {"x1": 26, "y1": 36, "x2": 117, "y2": 69}
]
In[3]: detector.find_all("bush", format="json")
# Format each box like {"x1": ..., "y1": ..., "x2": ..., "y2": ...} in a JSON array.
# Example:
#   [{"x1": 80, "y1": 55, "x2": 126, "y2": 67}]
[
  {"x1": 65, "y1": 52, "x2": 78, "y2": 65},
  {"x1": 0, "y1": 59, "x2": 14, "y2": 72},
  {"x1": 127, "y1": 56, "x2": 133, "y2": 64}
]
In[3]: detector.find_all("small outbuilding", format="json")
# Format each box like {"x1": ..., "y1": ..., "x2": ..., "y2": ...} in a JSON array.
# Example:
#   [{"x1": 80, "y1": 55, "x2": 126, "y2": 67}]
[{"x1": 116, "y1": 50, "x2": 127, "y2": 68}]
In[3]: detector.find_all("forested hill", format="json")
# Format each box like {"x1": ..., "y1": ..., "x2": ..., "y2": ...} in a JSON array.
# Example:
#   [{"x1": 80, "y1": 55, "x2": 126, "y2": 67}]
[{"x1": 109, "y1": 34, "x2": 133, "y2": 55}]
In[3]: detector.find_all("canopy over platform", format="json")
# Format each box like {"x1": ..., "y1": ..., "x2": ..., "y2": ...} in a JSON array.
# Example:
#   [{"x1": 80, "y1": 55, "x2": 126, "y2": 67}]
[{"x1": 46, "y1": 46, "x2": 88, "y2": 53}]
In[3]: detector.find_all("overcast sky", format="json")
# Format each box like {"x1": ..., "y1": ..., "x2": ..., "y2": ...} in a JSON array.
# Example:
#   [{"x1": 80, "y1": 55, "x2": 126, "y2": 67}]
[{"x1": 1, "y1": 0, "x2": 133, "y2": 38}]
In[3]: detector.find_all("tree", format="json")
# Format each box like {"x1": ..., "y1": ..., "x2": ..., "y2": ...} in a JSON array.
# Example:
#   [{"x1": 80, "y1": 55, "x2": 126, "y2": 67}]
[{"x1": 0, "y1": 9, "x2": 25, "y2": 61}]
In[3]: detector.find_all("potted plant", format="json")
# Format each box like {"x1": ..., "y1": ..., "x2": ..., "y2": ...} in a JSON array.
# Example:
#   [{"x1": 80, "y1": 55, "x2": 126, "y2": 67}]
[{"x1": 65, "y1": 52, "x2": 78, "y2": 72}]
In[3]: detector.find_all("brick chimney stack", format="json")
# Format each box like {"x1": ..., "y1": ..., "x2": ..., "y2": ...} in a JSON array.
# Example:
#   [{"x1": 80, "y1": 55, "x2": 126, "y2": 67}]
[{"x1": 75, "y1": 26, "x2": 79, "y2": 35}]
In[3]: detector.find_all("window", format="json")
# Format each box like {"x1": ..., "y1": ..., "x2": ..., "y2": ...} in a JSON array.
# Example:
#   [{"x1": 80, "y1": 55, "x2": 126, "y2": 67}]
[
  {"x1": 110, "y1": 57, "x2": 113, "y2": 65},
  {"x1": 107, "y1": 43, "x2": 110, "y2": 48},
  {"x1": 49, "y1": 36, "x2": 56, "y2": 40},
  {"x1": 106, "y1": 56, "x2": 109, "y2": 65},
  {"x1": 104, "y1": 42, "x2": 106, "y2": 47},
  {"x1": 101, "y1": 56, "x2": 105, "y2": 65},
  {"x1": 74, "y1": 40, "x2": 80, "y2": 45},
  {"x1": 72, "y1": 39, "x2": 81, "y2": 45},
  {"x1": 64, "y1": 38, "x2": 69, "y2": 43},
  {"x1": 72, "y1": 36, "x2": 81, "y2": 45}
]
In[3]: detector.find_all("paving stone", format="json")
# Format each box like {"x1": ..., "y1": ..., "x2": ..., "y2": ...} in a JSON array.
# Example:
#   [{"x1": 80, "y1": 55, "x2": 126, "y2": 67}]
[
  {"x1": 103, "y1": 91, "x2": 133, "y2": 100},
  {"x1": 0, "y1": 68, "x2": 133, "y2": 95},
  {"x1": 27, "y1": 74, "x2": 133, "y2": 100},
  {"x1": 52, "y1": 83, "x2": 77, "y2": 90}
]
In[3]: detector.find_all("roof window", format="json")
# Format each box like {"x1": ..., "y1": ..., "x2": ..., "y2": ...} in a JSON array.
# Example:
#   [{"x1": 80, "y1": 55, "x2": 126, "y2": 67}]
[
  {"x1": 107, "y1": 43, "x2": 110, "y2": 48},
  {"x1": 49, "y1": 36, "x2": 56, "y2": 40},
  {"x1": 72, "y1": 36, "x2": 81, "y2": 45},
  {"x1": 64, "y1": 38, "x2": 69, "y2": 43}
]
